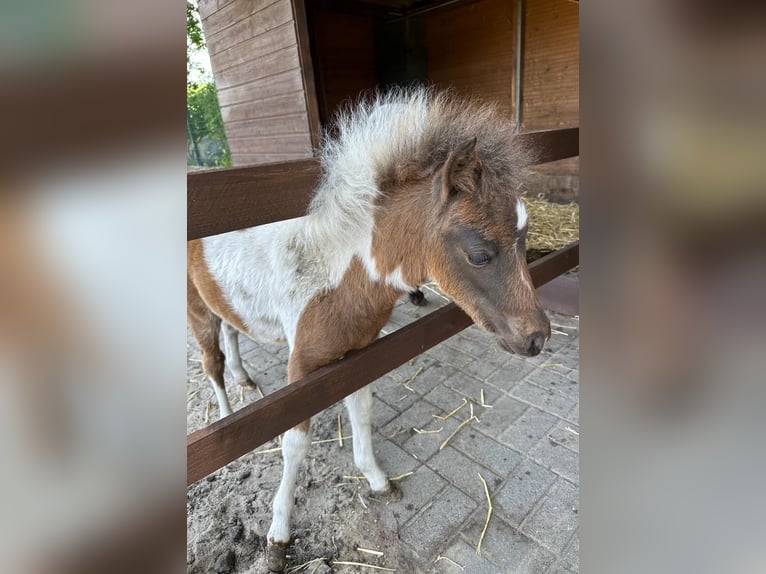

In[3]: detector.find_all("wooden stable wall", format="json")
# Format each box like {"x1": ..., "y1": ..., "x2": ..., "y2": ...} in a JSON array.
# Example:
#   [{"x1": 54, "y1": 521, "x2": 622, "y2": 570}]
[
  {"x1": 522, "y1": 0, "x2": 579, "y2": 131},
  {"x1": 424, "y1": 0, "x2": 515, "y2": 118},
  {"x1": 197, "y1": 0, "x2": 315, "y2": 165},
  {"x1": 199, "y1": 0, "x2": 578, "y2": 170},
  {"x1": 310, "y1": 9, "x2": 378, "y2": 123}
]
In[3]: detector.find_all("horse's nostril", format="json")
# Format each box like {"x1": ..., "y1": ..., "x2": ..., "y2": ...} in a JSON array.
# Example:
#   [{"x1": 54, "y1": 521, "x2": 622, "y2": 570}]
[{"x1": 527, "y1": 333, "x2": 545, "y2": 356}]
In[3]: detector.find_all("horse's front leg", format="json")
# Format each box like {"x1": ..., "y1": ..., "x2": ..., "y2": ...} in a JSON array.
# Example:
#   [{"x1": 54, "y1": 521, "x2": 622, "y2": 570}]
[
  {"x1": 345, "y1": 386, "x2": 401, "y2": 501},
  {"x1": 266, "y1": 418, "x2": 311, "y2": 573},
  {"x1": 266, "y1": 348, "x2": 318, "y2": 573}
]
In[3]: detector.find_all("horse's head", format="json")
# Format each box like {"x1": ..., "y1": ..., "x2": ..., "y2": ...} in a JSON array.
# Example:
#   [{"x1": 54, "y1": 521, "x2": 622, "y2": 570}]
[{"x1": 426, "y1": 138, "x2": 551, "y2": 356}]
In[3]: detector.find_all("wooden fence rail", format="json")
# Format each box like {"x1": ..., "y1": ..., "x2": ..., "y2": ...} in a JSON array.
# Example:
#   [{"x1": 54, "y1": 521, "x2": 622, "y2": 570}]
[{"x1": 187, "y1": 127, "x2": 579, "y2": 485}]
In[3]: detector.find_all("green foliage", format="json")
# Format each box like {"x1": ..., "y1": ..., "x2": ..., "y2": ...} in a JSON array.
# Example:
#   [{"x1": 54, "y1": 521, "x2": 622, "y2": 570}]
[
  {"x1": 187, "y1": 83, "x2": 231, "y2": 167},
  {"x1": 187, "y1": 2, "x2": 204, "y2": 51}
]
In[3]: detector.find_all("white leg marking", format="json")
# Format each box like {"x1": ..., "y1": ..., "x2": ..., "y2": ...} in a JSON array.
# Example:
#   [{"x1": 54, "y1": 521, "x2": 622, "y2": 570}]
[
  {"x1": 221, "y1": 322, "x2": 250, "y2": 384},
  {"x1": 345, "y1": 387, "x2": 388, "y2": 491},
  {"x1": 210, "y1": 377, "x2": 233, "y2": 419},
  {"x1": 268, "y1": 426, "x2": 311, "y2": 544}
]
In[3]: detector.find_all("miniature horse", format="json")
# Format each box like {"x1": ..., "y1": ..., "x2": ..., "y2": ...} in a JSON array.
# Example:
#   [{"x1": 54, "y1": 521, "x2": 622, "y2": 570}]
[{"x1": 187, "y1": 88, "x2": 550, "y2": 572}]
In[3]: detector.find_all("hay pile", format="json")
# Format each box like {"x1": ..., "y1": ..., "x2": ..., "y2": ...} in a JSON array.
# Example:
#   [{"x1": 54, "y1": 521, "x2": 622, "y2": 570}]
[{"x1": 523, "y1": 195, "x2": 579, "y2": 258}]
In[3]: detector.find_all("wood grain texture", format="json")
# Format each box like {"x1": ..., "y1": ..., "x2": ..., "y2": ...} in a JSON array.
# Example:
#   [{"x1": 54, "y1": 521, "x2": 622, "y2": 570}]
[
  {"x1": 199, "y1": 0, "x2": 314, "y2": 166},
  {"x1": 187, "y1": 159, "x2": 320, "y2": 240},
  {"x1": 516, "y1": 127, "x2": 579, "y2": 166},
  {"x1": 220, "y1": 91, "x2": 308, "y2": 124},
  {"x1": 209, "y1": 21, "x2": 297, "y2": 73},
  {"x1": 522, "y1": 0, "x2": 579, "y2": 131},
  {"x1": 186, "y1": 241, "x2": 579, "y2": 484},
  {"x1": 292, "y1": 0, "x2": 323, "y2": 147},
  {"x1": 213, "y1": 45, "x2": 301, "y2": 91},
  {"x1": 424, "y1": 0, "x2": 515, "y2": 118},
  {"x1": 202, "y1": 0, "x2": 281, "y2": 38},
  {"x1": 206, "y1": 0, "x2": 294, "y2": 56},
  {"x1": 310, "y1": 8, "x2": 378, "y2": 121}
]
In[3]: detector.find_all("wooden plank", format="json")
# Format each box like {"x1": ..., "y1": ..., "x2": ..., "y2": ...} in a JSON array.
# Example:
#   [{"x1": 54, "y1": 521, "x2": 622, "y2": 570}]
[
  {"x1": 516, "y1": 127, "x2": 579, "y2": 165},
  {"x1": 202, "y1": 0, "x2": 280, "y2": 38},
  {"x1": 225, "y1": 113, "x2": 310, "y2": 139},
  {"x1": 311, "y1": 9, "x2": 377, "y2": 120},
  {"x1": 216, "y1": 67, "x2": 305, "y2": 108},
  {"x1": 206, "y1": 0, "x2": 294, "y2": 56},
  {"x1": 227, "y1": 134, "x2": 313, "y2": 154},
  {"x1": 522, "y1": 0, "x2": 579, "y2": 131},
  {"x1": 214, "y1": 45, "x2": 301, "y2": 91},
  {"x1": 425, "y1": 0, "x2": 515, "y2": 118},
  {"x1": 220, "y1": 91, "x2": 307, "y2": 123},
  {"x1": 187, "y1": 159, "x2": 320, "y2": 240},
  {"x1": 292, "y1": 0, "x2": 323, "y2": 148},
  {"x1": 210, "y1": 21, "x2": 297, "y2": 74},
  {"x1": 187, "y1": 242, "x2": 579, "y2": 484}
]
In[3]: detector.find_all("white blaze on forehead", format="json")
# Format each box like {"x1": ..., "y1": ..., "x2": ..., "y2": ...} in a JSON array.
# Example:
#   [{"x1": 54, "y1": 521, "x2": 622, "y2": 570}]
[{"x1": 515, "y1": 199, "x2": 528, "y2": 231}]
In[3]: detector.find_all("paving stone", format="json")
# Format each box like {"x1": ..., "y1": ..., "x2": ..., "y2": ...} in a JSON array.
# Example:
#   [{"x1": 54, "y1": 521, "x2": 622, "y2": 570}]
[
  {"x1": 529, "y1": 437, "x2": 579, "y2": 484},
  {"x1": 494, "y1": 458, "x2": 557, "y2": 528},
  {"x1": 549, "y1": 564, "x2": 576, "y2": 574},
  {"x1": 381, "y1": 399, "x2": 449, "y2": 447},
  {"x1": 561, "y1": 530, "x2": 579, "y2": 572},
  {"x1": 511, "y1": 381, "x2": 577, "y2": 418},
  {"x1": 400, "y1": 416, "x2": 462, "y2": 462},
  {"x1": 450, "y1": 427, "x2": 523, "y2": 476},
  {"x1": 521, "y1": 479, "x2": 579, "y2": 555},
  {"x1": 443, "y1": 371, "x2": 504, "y2": 406},
  {"x1": 373, "y1": 437, "x2": 420, "y2": 476},
  {"x1": 423, "y1": 383, "x2": 472, "y2": 414},
  {"x1": 460, "y1": 512, "x2": 556, "y2": 574},
  {"x1": 427, "y1": 341, "x2": 477, "y2": 370},
  {"x1": 565, "y1": 403, "x2": 579, "y2": 425},
  {"x1": 444, "y1": 330, "x2": 494, "y2": 359},
  {"x1": 427, "y1": 446, "x2": 503, "y2": 502},
  {"x1": 473, "y1": 394, "x2": 528, "y2": 439},
  {"x1": 498, "y1": 406, "x2": 559, "y2": 453},
  {"x1": 529, "y1": 366, "x2": 579, "y2": 401},
  {"x1": 377, "y1": 465, "x2": 448, "y2": 528},
  {"x1": 429, "y1": 539, "x2": 501, "y2": 574},
  {"x1": 547, "y1": 420, "x2": 579, "y2": 453},
  {"x1": 372, "y1": 397, "x2": 400, "y2": 429},
  {"x1": 388, "y1": 354, "x2": 437, "y2": 385},
  {"x1": 485, "y1": 358, "x2": 538, "y2": 392},
  {"x1": 401, "y1": 485, "x2": 476, "y2": 560},
  {"x1": 372, "y1": 375, "x2": 421, "y2": 412},
  {"x1": 403, "y1": 361, "x2": 458, "y2": 396}
]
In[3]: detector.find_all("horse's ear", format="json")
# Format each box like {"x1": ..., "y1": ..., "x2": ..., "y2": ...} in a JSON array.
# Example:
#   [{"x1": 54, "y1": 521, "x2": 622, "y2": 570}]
[{"x1": 439, "y1": 137, "x2": 480, "y2": 205}]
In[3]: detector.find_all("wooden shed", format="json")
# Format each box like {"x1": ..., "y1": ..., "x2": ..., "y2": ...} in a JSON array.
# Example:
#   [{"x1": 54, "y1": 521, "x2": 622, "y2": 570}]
[{"x1": 196, "y1": 0, "x2": 579, "y2": 180}]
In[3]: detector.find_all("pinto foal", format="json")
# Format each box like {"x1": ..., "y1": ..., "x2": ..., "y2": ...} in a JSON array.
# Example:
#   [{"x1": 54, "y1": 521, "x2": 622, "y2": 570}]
[{"x1": 187, "y1": 89, "x2": 550, "y2": 572}]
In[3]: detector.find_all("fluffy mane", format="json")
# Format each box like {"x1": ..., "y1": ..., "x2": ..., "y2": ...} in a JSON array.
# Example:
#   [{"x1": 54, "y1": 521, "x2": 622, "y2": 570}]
[{"x1": 307, "y1": 87, "x2": 530, "y2": 228}]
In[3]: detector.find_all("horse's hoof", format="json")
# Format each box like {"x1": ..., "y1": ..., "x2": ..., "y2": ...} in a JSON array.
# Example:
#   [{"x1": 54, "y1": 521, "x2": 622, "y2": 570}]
[
  {"x1": 266, "y1": 542, "x2": 287, "y2": 572},
  {"x1": 373, "y1": 480, "x2": 402, "y2": 502},
  {"x1": 237, "y1": 376, "x2": 257, "y2": 389},
  {"x1": 408, "y1": 289, "x2": 427, "y2": 306}
]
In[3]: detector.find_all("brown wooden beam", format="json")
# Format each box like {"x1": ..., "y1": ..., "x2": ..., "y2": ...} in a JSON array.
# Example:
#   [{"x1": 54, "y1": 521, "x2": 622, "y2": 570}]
[
  {"x1": 516, "y1": 127, "x2": 579, "y2": 166},
  {"x1": 187, "y1": 128, "x2": 579, "y2": 240},
  {"x1": 187, "y1": 159, "x2": 320, "y2": 240},
  {"x1": 187, "y1": 241, "x2": 579, "y2": 484}
]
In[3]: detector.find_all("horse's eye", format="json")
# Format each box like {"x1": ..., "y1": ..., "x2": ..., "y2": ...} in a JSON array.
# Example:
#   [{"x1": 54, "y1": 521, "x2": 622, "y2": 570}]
[{"x1": 467, "y1": 251, "x2": 491, "y2": 267}]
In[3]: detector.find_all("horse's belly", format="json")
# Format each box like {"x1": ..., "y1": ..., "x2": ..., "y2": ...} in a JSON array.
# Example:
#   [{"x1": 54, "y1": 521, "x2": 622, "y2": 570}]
[{"x1": 239, "y1": 315, "x2": 287, "y2": 345}]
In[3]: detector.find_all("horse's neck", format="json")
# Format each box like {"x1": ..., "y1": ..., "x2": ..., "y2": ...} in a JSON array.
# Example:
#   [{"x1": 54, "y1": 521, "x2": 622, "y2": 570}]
[{"x1": 366, "y1": 184, "x2": 432, "y2": 289}]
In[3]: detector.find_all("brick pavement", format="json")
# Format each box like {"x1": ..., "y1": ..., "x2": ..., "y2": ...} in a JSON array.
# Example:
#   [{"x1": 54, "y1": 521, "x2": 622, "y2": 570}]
[{"x1": 187, "y1": 284, "x2": 579, "y2": 573}]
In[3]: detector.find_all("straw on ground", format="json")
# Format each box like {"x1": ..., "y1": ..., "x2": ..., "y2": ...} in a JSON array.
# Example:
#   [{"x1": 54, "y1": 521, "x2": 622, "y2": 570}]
[
  {"x1": 332, "y1": 561, "x2": 395, "y2": 571},
  {"x1": 476, "y1": 473, "x2": 493, "y2": 556}
]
